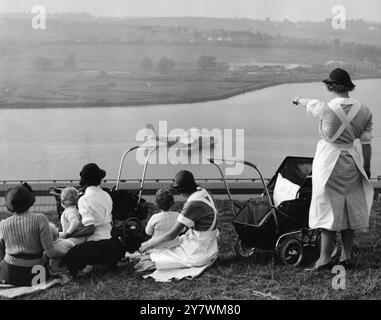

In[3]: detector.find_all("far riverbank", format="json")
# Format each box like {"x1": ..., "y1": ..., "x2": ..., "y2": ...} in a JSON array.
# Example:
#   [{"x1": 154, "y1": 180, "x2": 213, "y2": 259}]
[{"x1": 1, "y1": 74, "x2": 380, "y2": 110}]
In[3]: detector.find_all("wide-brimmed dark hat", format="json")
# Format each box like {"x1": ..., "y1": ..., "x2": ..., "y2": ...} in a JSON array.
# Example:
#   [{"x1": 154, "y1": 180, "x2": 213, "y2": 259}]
[
  {"x1": 79, "y1": 163, "x2": 106, "y2": 186},
  {"x1": 5, "y1": 185, "x2": 35, "y2": 213},
  {"x1": 171, "y1": 170, "x2": 199, "y2": 194},
  {"x1": 322, "y1": 68, "x2": 355, "y2": 89}
]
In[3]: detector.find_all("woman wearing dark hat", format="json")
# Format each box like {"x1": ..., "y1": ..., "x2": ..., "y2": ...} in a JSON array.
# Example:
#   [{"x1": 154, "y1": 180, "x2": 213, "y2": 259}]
[
  {"x1": 68, "y1": 163, "x2": 113, "y2": 243},
  {"x1": 0, "y1": 184, "x2": 64, "y2": 286},
  {"x1": 138, "y1": 170, "x2": 219, "y2": 282},
  {"x1": 293, "y1": 68, "x2": 374, "y2": 270}
]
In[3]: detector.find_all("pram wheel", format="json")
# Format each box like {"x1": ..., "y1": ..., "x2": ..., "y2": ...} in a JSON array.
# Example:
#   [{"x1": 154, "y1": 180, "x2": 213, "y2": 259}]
[
  {"x1": 233, "y1": 238, "x2": 256, "y2": 258},
  {"x1": 122, "y1": 217, "x2": 143, "y2": 237},
  {"x1": 279, "y1": 238, "x2": 304, "y2": 267}
]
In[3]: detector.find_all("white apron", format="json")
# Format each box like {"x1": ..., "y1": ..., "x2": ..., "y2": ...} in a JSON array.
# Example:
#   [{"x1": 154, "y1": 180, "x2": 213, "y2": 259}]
[
  {"x1": 145, "y1": 189, "x2": 219, "y2": 282},
  {"x1": 309, "y1": 102, "x2": 374, "y2": 231}
]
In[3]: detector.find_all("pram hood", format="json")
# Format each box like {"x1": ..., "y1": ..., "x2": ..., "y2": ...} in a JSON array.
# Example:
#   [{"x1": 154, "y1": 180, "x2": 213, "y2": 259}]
[
  {"x1": 266, "y1": 157, "x2": 313, "y2": 196},
  {"x1": 233, "y1": 157, "x2": 313, "y2": 229}
]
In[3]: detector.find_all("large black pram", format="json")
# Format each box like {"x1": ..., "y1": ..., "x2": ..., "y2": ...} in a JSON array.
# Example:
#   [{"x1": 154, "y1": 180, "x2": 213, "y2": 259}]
[
  {"x1": 49, "y1": 146, "x2": 159, "y2": 241},
  {"x1": 209, "y1": 156, "x2": 319, "y2": 267}
]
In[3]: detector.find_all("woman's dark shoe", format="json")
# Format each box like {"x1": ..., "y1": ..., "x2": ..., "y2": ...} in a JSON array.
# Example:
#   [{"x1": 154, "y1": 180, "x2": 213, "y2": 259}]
[{"x1": 305, "y1": 260, "x2": 334, "y2": 272}]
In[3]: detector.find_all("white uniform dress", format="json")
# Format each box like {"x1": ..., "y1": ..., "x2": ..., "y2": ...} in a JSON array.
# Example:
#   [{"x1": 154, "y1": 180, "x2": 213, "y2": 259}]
[
  {"x1": 303, "y1": 98, "x2": 374, "y2": 231},
  {"x1": 144, "y1": 188, "x2": 219, "y2": 282}
]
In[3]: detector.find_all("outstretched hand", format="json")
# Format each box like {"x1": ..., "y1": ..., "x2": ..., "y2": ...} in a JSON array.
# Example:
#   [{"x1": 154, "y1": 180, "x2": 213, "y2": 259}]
[{"x1": 292, "y1": 97, "x2": 301, "y2": 106}]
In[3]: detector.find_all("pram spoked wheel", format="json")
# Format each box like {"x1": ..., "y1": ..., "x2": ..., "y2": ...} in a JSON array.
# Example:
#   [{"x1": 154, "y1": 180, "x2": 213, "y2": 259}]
[
  {"x1": 233, "y1": 238, "x2": 256, "y2": 258},
  {"x1": 278, "y1": 238, "x2": 304, "y2": 267}
]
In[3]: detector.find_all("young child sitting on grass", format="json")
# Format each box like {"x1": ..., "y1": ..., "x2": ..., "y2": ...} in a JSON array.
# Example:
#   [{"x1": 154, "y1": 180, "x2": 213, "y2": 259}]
[
  {"x1": 134, "y1": 188, "x2": 181, "y2": 273},
  {"x1": 144, "y1": 188, "x2": 180, "y2": 251},
  {"x1": 59, "y1": 187, "x2": 86, "y2": 245}
]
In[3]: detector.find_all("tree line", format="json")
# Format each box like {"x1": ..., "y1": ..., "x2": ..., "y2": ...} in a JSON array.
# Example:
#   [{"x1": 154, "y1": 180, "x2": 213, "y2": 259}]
[
  {"x1": 141, "y1": 55, "x2": 223, "y2": 72},
  {"x1": 34, "y1": 54, "x2": 76, "y2": 71}
]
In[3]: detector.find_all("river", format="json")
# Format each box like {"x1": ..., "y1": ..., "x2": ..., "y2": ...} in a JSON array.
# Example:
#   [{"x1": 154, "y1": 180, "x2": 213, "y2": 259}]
[{"x1": 0, "y1": 79, "x2": 380, "y2": 181}]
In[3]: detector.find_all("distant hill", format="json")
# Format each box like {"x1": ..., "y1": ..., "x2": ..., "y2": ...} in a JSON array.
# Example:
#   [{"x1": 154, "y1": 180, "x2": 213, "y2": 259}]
[
  {"x1": 117, "y1": 17, "x2": 381, "y2": 45},
  {"x1": 0, "y1": 14, "x2": 380, "y2": 46}
]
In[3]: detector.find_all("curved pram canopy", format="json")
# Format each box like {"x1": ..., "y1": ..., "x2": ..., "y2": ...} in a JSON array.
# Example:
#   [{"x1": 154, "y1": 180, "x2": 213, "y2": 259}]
[
  {"x1": 232, "y1": 157, "x2": 313, "y2": 247},
  {"x1": 266, "y1": 156, "x2": 313, "y2": 199}
]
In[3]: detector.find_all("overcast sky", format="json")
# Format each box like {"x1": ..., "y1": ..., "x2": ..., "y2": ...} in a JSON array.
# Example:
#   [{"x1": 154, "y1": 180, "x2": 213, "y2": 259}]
[{"x1": 1, "y1": 0, "x2": 381, "y2": 22}]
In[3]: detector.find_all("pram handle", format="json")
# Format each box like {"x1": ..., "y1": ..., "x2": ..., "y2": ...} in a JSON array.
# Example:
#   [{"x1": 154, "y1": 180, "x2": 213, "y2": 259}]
[
  {"x1": 208, "y1": 158, "x2": 236, "y2": 215},
  {"x1": 116, "y1": 144, "x2": 159, "y2": 206},
  {"x1": 208, "y1": 157, "x2": 272, "y2": 204},
  {"x1": 137, "y1": 146, "x2": 159, "y2": 204},
  {"x1": 116, "y1": 146, "x2": 141, "y2": 191},
  {"x1": 209, "y1": 158, "x2": 258, "y2": 170},
  {"x1": 208, "y1": 157, "x2": 279, "y2": 232}
]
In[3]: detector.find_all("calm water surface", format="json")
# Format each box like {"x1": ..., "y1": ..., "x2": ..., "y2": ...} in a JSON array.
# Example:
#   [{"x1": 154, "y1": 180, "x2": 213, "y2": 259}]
[{"x1": 0, "y1": 79, "x2": 380, "y2": 181}]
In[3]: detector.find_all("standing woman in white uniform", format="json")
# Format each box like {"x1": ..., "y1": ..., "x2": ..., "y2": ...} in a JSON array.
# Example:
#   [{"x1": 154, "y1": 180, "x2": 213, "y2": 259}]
[{"x1": 293, "y1": 68, "x2": 374, "y2": 270}]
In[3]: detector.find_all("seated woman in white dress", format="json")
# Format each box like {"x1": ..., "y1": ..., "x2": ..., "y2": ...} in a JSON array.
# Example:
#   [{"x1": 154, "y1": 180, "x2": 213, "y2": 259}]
[
  {"x1": 68, "y1": 163, "x2": 113, "y2": 242},
  {"x1": 137, "y1": 170, "x2": 219, "y2": 282},
  {"x1": 67, "y1": 163, "x2": 113, "y2": 275}
]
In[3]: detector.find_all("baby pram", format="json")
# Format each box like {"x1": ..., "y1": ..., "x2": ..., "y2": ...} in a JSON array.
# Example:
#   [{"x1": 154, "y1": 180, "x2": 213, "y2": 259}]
[
  {"x1": 209, "y1": 156, "x2": 320, "y2": 267},
  {"x1": 49, "y1": 146, "x2": 158, "y2": 241}
]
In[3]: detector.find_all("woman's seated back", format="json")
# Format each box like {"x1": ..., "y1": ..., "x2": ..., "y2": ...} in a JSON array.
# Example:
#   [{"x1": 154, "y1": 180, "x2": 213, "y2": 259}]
[{"x1": 0, "y1": 184, "x2": 61, "y2": 286}]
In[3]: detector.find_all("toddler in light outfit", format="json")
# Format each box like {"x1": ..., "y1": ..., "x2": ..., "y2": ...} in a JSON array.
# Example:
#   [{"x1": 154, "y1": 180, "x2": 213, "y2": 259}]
[
  {"x1": 134, "y1": 188, "x2": 180, "y2": 272},
  {"x1": 59, "y1": 187, "x2": 85, "y2": 244},
  {"x1": 145, "y1": 188, "x2": 180, "y2": 250}
]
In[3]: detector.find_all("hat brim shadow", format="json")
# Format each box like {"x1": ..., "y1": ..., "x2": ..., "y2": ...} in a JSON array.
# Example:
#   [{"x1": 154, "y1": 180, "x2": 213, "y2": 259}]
[{"x1": 322, "y1": 79, "x2": 356, "y2": 89}]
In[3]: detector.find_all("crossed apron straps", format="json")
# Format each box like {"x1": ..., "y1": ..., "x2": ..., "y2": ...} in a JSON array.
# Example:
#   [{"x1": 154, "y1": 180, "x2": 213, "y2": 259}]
[
  {"x1": 188, "y1": 189, "x2": 218, "y2": 231},
  {"x1": 325, "y1": 101, "x2": 362, "y2": 143}
]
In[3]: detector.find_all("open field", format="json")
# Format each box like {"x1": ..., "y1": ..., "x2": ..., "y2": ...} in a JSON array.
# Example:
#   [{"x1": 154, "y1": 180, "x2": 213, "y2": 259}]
[
  {"x1": 1, "y1": 43, "x2": 379, "y2": 108},
  {"x1": 1, "y1": 16, "x2": 381, "y2": 108},
  {"x1": 0, "y1": 199, "x2": 380, "y2": 300}
]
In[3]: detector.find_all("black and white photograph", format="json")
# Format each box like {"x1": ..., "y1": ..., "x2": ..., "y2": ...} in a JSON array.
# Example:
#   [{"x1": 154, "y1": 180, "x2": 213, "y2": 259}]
[{"x1": 0, "y1": 0, "x2": 380, "y2": 303}]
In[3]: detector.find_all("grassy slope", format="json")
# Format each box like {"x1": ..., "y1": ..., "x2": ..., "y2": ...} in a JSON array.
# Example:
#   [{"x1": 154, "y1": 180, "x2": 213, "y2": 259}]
[{"x1": 1, "y1": 200, "x2": 380, "y2": 300}]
